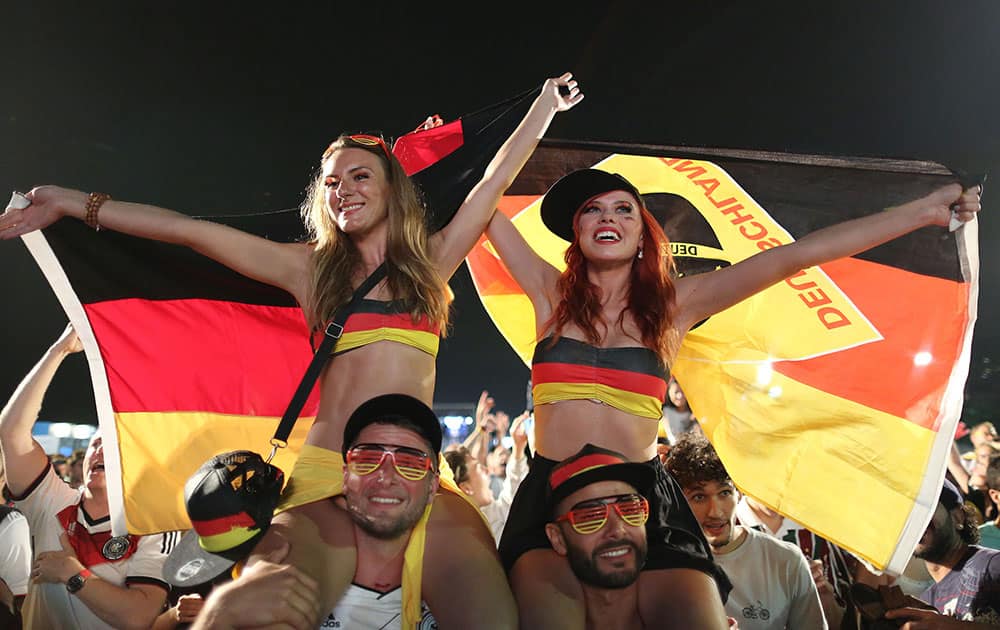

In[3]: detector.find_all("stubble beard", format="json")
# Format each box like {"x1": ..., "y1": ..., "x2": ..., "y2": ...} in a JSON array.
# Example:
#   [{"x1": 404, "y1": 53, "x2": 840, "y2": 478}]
[
  {"x1": 567, "y1": 539, "x2": 648, "y2": 589},
  {"x1": 346, "y1": 485, "x2": 431, "y2": 540}
]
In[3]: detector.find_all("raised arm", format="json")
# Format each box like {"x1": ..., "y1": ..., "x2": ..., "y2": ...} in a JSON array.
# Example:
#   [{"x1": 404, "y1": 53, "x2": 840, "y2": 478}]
[
  {"x1": 1, "y1": 187, "x2": 310, "y2": 298},
  {"x1": 485, "y1": 211, "x2": 562, "y2": 318},
  {"x1": 673, "y1": 183, "x2": 981, "y2": 333},
  {"x1": 432, "y1": 72, "x2": 584, "y2": 278},
  {"x1": 463, "y1": 390, "x2": 496, "y2": 466},
  {"x1": 0, "y1": 324, "x2": 81, "y2": 495}
]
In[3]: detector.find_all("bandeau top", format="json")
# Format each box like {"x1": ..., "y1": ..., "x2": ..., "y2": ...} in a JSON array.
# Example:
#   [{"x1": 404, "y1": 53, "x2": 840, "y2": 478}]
[
  {"x1": 313, "y1": 299, "x2": 440, "y2": 357},
  {"x1": 530, "y1": 335, "x2": 669, "y2": 420}
]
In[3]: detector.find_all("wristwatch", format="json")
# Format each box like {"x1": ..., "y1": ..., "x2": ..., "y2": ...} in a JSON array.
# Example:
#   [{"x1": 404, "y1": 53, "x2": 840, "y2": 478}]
[{"x1": 66, "y1": 568, "x2": 93, "y2": 594}]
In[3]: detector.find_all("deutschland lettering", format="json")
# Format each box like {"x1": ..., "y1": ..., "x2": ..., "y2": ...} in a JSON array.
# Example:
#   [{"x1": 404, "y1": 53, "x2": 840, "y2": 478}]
[{"x1": 663, "y1": 158, "x2": 852, "y2": 331}]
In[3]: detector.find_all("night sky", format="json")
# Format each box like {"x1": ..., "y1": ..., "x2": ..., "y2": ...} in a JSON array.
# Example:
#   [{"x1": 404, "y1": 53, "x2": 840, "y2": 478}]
[{"x1": 3, "y1": 1, "x2": 999, "y2": 424}]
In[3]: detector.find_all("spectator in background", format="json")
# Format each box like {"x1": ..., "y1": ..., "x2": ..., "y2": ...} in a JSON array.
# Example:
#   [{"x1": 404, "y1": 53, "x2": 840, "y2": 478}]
[
  {"x1": 0, "y1": 324, "x2": 173, "y2": 629},
  {"x1": 662, "y1": 377, "x2": 700, "y2": 443},
  {"x1": 886, "y1": 478, "x2": 1000, "y2": 625},
  {"x1": 0, "y1": 455, "x2": 30, "y2": 628},
  {"x1": 461, "y1": 390, "x2": 513, "y2": 498},
  {"x1": 51, "y1": 455, "x2": 69, "y2": 482},
  {"x1": 66, "y1": 448, "x2": 85, "y2": 489},
  {"x1": 656, "y1": 420, "x2": 672, "y2": 464},
  {"x1": 445, "y1": 411, "x2": 530, "y2": 543},
  {"x1": 969, "y1": 442, "x2": 1000, "y2": 524},
  {"x1": 667, "y1": 432, "x2": 827, "y2": 629},
  {"x1": 488, "y1": 441, "x2": 511, "y2": 499},
  {"x1": 963, "y1": 422, "x2": 1000, "y2": 474},
  {"x1": 736, "y1": 493, "x2": 853, "y2": 628},
  {"x1": 978, "y1": 454, "x2": 1000, "y2": 551},
  {"x1": 462, "y1": 390, "x2": 498, "y2": 464}
]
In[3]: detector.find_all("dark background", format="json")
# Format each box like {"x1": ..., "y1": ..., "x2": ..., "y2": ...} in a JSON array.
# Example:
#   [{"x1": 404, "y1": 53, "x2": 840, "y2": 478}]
[{"x1": 2, "y1": 1, "x2": 999, "y2": 424}]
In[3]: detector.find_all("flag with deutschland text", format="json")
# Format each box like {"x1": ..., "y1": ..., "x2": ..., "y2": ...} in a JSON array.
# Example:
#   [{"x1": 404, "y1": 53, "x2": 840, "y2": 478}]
[
  {"x1": 19, "y1": 83, "x2": 541, "y2": 537},
  {"x1": 466, "y1": 142, "x2": 979, "y2": 574}
]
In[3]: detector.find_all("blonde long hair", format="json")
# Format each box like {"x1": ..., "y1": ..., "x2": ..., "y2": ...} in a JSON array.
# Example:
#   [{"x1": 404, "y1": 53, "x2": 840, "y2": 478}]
[{"x1": 300, "y1": 135, "x2": 450, "y2": 333}]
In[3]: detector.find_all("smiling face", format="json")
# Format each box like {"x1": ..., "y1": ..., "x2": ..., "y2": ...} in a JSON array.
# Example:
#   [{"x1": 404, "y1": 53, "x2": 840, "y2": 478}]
[
  {"x1": 681, "y1": 479, "x2": 740, "y2": 552},
  {"x1": 545, "y1": 479, "x2": 648, "y2": 589},
  {"x1": 322, "y1": 147, "x2": 391, "y2": 238},
  {"x1": 342, "y1": 423, "x2": 439, "y2": 540},
  {"x1": 573, "y1": 190, "x2": 645, "y2": 265}
]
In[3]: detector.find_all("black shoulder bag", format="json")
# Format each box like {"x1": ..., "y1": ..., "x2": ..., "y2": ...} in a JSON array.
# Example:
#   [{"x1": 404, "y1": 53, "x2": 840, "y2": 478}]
[{"x1": 267, "y1": 262, "x2": 387, "y2": 461}]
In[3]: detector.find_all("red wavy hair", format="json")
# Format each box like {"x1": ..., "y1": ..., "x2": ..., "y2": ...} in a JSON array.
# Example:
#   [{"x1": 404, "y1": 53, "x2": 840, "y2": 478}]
[{"x1": 544, "y1": 203, "x2": 678, "y2": 363}]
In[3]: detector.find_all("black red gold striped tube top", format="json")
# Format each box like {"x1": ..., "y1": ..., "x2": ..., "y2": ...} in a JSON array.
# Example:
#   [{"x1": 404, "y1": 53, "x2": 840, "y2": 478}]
[
  {"x1": 314, "y1": 299, "x2": 441, "y2": 357},
  {"x1": 530, "y1": 336, "x2": 669, "y2": 420}
]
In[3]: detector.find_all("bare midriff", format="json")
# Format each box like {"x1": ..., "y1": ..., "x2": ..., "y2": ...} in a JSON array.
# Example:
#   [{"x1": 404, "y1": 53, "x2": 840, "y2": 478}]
[
  {"x1": 534, "y1": 399, "x2": 659, "y2": 462},
  {"x1": 305, "y1": 340, "x2": 437, "y2": 452}
]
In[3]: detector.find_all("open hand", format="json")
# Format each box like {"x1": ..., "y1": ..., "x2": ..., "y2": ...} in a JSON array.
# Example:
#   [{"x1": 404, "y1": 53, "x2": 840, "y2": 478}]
[{"x1": 0, "y1": 186, "x2": 87, "y2": 240}]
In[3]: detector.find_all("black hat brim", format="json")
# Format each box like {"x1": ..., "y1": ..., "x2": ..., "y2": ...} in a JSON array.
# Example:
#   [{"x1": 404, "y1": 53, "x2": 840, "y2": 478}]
[{"x1": 540, "y1": 169, "x2": 643, "y2": 242}]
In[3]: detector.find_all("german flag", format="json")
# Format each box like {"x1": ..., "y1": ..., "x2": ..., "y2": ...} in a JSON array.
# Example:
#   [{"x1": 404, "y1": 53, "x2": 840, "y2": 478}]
[
  {"x1": 19, "y1": 82, "x2": 542, "y2": 537},
  {"x1": 466, "y1": 143, "x2": 980, "y2": 574}
]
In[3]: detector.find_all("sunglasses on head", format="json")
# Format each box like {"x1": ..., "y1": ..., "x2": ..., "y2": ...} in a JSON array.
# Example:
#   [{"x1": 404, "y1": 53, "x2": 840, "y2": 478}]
[
  {"x1": 323, "y1": 134, "x2": 391, "y2": 161},
  {"x1": 346, "y1": 443, "x2": 435, "y2": 481},
  {"x1": 555, "y1": 493, "x2": 650, "y2": 535}
]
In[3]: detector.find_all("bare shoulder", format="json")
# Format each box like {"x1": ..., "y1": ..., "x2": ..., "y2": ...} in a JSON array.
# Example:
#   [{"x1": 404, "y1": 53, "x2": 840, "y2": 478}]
[{"x1": 269, "y1": 500, "x2": 354, "y2": 550}]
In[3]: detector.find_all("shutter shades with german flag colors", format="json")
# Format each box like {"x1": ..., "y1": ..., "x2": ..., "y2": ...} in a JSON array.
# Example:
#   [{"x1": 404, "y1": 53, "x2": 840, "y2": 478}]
[
  {"x1": 18, "y1": 84, "x2": 540, "y2": 538},
  {"x1": 466, "y1": 144, "x2": 979, "y2": 575}
]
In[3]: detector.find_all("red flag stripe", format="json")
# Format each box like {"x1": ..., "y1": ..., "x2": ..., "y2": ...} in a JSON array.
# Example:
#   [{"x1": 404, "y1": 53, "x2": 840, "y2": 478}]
[{"x1": 85, "y1": 298, "x2": 318, "y2": 415}]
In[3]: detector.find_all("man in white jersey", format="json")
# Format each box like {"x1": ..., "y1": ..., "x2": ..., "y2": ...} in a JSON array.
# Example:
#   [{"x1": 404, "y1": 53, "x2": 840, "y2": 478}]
[
  {"x1": 189, "y1": 393, "x2": 445, "y2": 629},
  {"x1": 666, "y1": 432, "x2": 827, "y2": 629},
  {"x1": 0, "y1": 324, "x2": 172, "y2": 629}
]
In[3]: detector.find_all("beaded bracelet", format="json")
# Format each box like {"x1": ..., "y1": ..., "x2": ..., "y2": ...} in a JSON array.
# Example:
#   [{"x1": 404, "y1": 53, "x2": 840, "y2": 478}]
[{"x1": 84, "y1": 192, "x2": 111, "y2": 231}]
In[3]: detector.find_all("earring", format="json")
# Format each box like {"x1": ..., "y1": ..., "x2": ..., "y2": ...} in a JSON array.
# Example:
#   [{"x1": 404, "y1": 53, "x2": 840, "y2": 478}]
[{"x1": 637, "y1": 247, "x2": 644, "y2": 260}]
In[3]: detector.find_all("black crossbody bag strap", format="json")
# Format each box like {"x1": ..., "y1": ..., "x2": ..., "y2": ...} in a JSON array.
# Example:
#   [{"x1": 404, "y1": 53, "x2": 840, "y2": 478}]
[{"x1": 267, "y1": 263, "x2": 387, "y2": 461}]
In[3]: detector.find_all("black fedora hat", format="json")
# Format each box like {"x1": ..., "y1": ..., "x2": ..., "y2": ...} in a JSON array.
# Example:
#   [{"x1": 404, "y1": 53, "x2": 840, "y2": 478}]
[{"x1": 540, "y1": 169, "x2": 643, "y2": 242}]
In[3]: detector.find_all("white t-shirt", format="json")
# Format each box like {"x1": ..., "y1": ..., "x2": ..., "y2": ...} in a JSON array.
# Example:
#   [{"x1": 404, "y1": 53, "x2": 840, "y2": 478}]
[
  {"x1": 715, "y1": 526, "x2": 828, "y2": 630},
  {"x1": 0, "y1": 507, "x2": 31, "y2": 596},
  {"x1": 322, "y1": 583, "x2": 436, "y2": 629},
  {"x1": 12, "y1": 465, "x2": 174, "y2": 630},
  {"x1": 734, "y1": 497, "x2": 854, "y2": 608}
]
